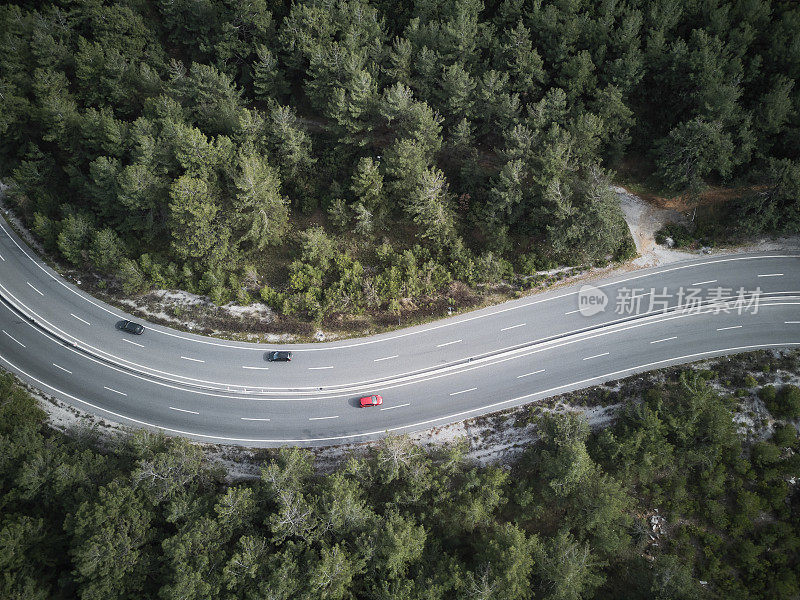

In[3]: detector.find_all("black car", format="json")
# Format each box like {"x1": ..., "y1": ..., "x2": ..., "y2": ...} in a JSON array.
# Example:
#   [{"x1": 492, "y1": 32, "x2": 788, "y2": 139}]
[
  {"x1": 267, "y1": 351, "x2": 292, "y2": 362},
  {"x1": 118, "y1": 320, "x2": 145, "y2": 335}
]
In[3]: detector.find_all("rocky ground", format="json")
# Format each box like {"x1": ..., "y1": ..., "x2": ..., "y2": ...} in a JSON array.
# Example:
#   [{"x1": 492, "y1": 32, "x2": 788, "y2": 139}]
[{"x1": 3, "y1": 183, "x2": 800, "y2": 469}]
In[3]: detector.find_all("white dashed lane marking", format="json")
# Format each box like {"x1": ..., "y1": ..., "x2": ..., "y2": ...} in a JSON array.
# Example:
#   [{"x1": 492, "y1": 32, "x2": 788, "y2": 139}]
[
  {"x1": 70, "y1": 313, "x2": 91, "y2": 325},
  {"x1": 2, "y1": 329, "x2": 25, "y2": 347},
  {"x1": 52, "y1": 363, "x2": 72, "y2": 374},
  {"x1": 757, "y1": 273, "x2": 783, "y2": 278},
  {"x1": 170, "y1": 406, "x2": 199, "y2": 415},
  {"x1": 309, "y1": 366, "x2": 334, "y2": 370},
  {"x1": 717, "y1": 325, "x2": 743, "y2": 331},
  {"x1": 243, "y1": 366, "x2": 270, "y2": 370},
  {"x1": 104, "y1": 386, "x2": 127, "y2": 396},
  {"x1": 309, "y1": 415, "x2": 339, "y2": 421},
  {"x1": 692, "y1": 280, "x2": 717, "y2": 286},
  {"x1": 26, "y1": 281, "x2": 44, "y2": 296},
  {"x1": 583, "y1": 352, "x2": 610, "y2": 361},
  {"x1": 437, "y1": 339, "x2": 462, "y2": 348},
  {"x1": 373, "y1": 355, "x2": 399, "y2": 362},
  {"x1": 450, "y1": 387, "x2": 477, "y2": 396},
  {"x1": 180, "y1": 356, "x2": 205, "y2": 363},
  {"x1": 380, "y1": 403, "x2": 410, "y2": 411},
  {"x1": 786, "y1": 321, "x2": 800, "y2": 324},
  {"x1": 650, "y1": 336, "x2": 678, "y2": 344},
  {"x1": 500, "y1": 323, "x2": 526, "y2": 332},
  {"x1": 517, "y1": 369, "x2": 545, "y2": 379},
  {"x1": 564, "y1": 309, "x2": 581, "y2": 315},
  {"x1": 122, "y1": 338, "x2": 144, "y2": 348},
  {"x1": 241, "y1": 417, "x2": 271, "y2": 421}
]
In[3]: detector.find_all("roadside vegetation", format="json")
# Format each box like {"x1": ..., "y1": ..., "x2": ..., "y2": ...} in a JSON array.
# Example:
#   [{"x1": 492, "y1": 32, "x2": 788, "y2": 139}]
[
  {"x1": 1, "y1": 0, "x2": 798, "y2": 328},
  {"x1": 2, "y1": 348, "x2": 799, "y2": 599}
]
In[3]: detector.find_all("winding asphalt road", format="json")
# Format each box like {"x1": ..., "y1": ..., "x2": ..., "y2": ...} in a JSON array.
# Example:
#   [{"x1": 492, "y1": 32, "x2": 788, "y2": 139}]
[{"x1": 0, "y1": 215, "x2": 799, "y2": 446}]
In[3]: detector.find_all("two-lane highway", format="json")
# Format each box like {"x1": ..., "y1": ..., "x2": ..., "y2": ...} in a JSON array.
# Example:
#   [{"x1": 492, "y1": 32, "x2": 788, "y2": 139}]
[{"x1": 1, "y1": 215, "x2": 799, "y2": 445}]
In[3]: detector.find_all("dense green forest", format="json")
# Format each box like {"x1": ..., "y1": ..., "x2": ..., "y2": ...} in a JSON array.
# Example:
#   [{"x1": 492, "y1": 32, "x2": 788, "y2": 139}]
[
  {"x1": 1, "y1": 354, "x2": 800, "y2": 599},
  {"x1": 1, "y1": 0, "x2": 799, "y2": 321}
]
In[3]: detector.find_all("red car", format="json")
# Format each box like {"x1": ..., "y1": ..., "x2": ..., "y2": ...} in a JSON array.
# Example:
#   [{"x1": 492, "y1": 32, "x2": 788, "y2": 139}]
[{"x1": 359, "y1": 394, "x2": 383, "y2": 407}]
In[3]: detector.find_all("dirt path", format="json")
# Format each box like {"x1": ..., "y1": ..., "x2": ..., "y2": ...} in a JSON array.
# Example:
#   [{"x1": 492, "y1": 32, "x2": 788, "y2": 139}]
[{"x1": 615, "y1": 186, "x2": 696, "y2": 266}]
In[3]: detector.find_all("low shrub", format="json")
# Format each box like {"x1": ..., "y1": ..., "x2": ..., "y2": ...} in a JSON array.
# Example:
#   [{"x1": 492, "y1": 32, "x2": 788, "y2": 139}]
[{"x1": 655, "y1": 223, "x2": 694, "y2": 247}]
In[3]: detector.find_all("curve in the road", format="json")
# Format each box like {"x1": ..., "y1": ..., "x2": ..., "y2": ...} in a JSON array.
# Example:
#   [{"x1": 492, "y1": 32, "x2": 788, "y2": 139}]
[{"x1": 1, "y1": 215, "x2": 799, "y2": 445}]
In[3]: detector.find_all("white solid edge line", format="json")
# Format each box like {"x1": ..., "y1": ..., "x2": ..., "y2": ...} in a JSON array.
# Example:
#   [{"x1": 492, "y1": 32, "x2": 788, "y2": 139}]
[
  {"x1": 380, "y1": 403, "x2": 410, "y2": 411},
  {"x1": 242, "y1": 366, "x2": 270, "y2": 370},
  {"x1": 122, "y1": 338, "x2": 144, "y2": 347},
  {"x1": 26, "y1": 281, "x2": 44, "y2": 296},
  {"x1": 180, "y1": 356, "x2": 205, "y2": 363},
  {"x1": 717, "y1": 325, "x2": 743, "y2": 331},
  {"x1": 437, "y1": 339, "x2": 462, "y2": 347},
  {"x1": 170, "y1": 406, "x2": 199, "y2": 415},
  {"x1": 501, "y1": 323, "x2": 526, "y2": 331},
  {"x1": 52, "y1": 363, "x2": 72, "y2": 374},
  {"x1": 6, "y1": 296, "x2": 799, "y2": 405},
  {"x1": 583, "y1": 352, "x2": 610, "y2": 360},
  {"x1": 692, "y1": 280, "x2": 717, "y2": 286},
  {"x1": 374, "y1": 355, "x2": 399, "y2": 362},
  {"x1": 758, "y1": 273, "x2": 783, "y2": 277},
  {"x1": 2, "y1": 329, "x2": 25, "y2": 347},
  {"x1": 517, "y1": 369, "x2": 545, "y2": 378},
  {"x1": 2, "y1": 217, "x2": 797, "y2": 353},
  {"x1": 650, "y1": 336, "x2": 678, "y2": 344},
  {"x1": 0, "y1": 271, "x2": 795, "y2": 393},
  {"x1": 70, "y1": 313, "x2": 91, "y2": 326},
  {"x1": 103, "y1": 386, "x2": 127, "y2": 396},
  {"x1": 309, "y1": 366, "x2": 334, "y2": 370},
  {"x1": 450, "y1": 387, "x2": 477, "y2": 396},
  {"x1": 240, "y1": 417, "x2": 271, "y2": 421},
  {"x1": 5, "y1": 297, "x2": 796, "y2": 407},
  {"x1": 3, "y1": 342, "x2": 800, "y2": 443},
  {"x1": 309, "y1": 415, "x2": 339, "y2": 420}
]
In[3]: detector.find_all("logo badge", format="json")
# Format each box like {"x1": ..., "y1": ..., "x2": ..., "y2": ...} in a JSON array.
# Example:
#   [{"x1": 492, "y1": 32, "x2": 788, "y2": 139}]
[{"x1": 578, "y1": 285, "x2": 608, "y2": 316}]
